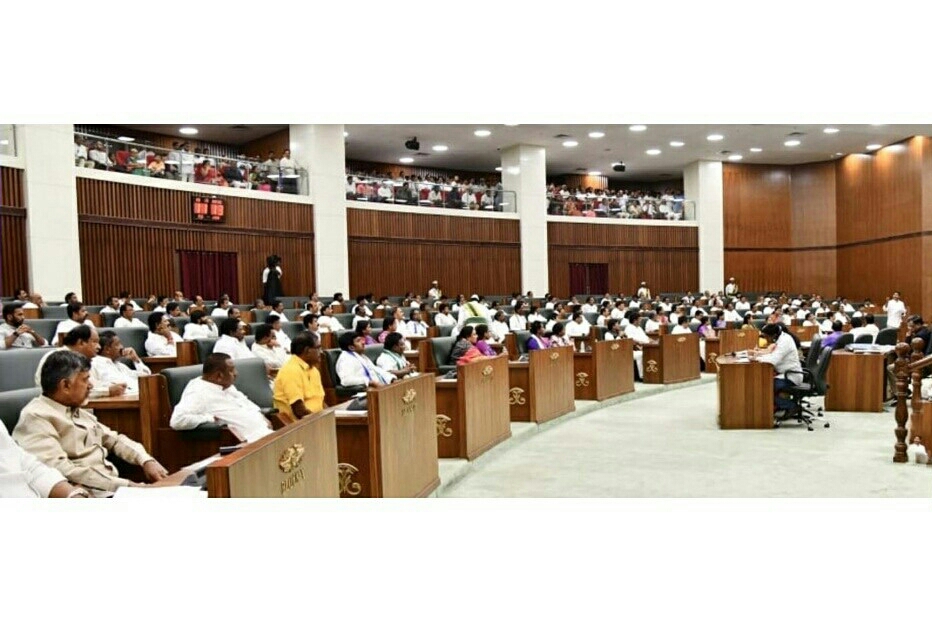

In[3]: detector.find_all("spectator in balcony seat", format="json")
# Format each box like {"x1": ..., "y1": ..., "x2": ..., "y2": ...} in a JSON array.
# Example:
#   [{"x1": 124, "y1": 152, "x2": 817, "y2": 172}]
[
  {"x1": 279, "y1": 149, "x2": 297, "y2": 176},
  {"x1": 88, "y1": 141, "x2": 112, "y2": 169},
  {"x1": 147, "y1": 153, "x2": 166, "y2": 178},
  {"x1": 262, "y1": 151, "x2": 278, "y2": 175},
  {"x1": 462, "y1": 188, "x2": 478, "y2": 210},
  {"x1": 428, "y1": 185, "x2": 443, "y2": 206},
  {"x1": 74, "y1": 138, "x2": 93, "y2": 168},
  {"x1": 180, "y1": 144, "x2": 196, "y2": 183},
  {"x1": 346, "y1": 175, "x2": 358, "y2": 199}
]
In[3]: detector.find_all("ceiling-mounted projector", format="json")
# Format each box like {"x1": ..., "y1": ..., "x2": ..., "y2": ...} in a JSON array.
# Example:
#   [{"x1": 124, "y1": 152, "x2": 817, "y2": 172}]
[{"x1": 405, "y1": 137, "x2": 420, "y2": 151}]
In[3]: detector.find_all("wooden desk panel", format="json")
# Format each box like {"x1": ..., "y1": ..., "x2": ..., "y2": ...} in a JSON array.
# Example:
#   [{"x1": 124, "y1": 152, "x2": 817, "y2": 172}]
[
  {"x1": 707, "y1": 329, "x2": 761, "y2": 373},
  {"x1": 716, "y1": 357, "x2": 774, "y2": 429},
  {"x1": 142, "y1": 341, "x2": 197, "y2": 375},
  {"x1": 507, "y1": 346, "x2": 575, "y2": 423},
  {"x1": 88, "y1": 396, "x2": 147, "y2": 451},
  {"x1": 206, "y1": 409, "x2": 339, "y2": 498},
  {"x1": 434, "y1": 355, "x2": 510, "y2": 460},
  {"x1": 704, "y1": 338, "x2": 721, "y2": 373},
  {"x1": 573, "y1": 340, "x2": 634, "y2": 401},
  {"x1": 788, "y1": 325, "x2": 818, "y2": 343},
  {"x1": 642, "y1": 333, "x2": 700, "y2": 384},
  {"x1": 824, "y1": 351, "x2": 885, "y2": 412}
]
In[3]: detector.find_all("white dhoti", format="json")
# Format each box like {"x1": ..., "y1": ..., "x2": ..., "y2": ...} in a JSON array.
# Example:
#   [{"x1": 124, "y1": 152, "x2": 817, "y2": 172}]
[{"x1": 633, "y1": 350, "x2": 644, "y2": 378}]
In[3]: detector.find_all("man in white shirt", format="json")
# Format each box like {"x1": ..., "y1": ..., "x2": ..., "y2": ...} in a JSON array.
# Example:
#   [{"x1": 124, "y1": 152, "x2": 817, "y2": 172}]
[
  {"x1": 183, "y1": 309, "x2": 219, "y2": 340},
  {"x1": 723, "y1": 303, "x2": 742, "y2": 324},
  {"x1": 279, "y1": 150, "x2": 297, "y2": 176},
  {"x1": 1, "y1": 422, "x2": 92, "y2": 498},
  {"x1": 91, "y1": 330, "x2": 152, "y2": 395},
  {"x1": 509, "y1": 303, "x2": 529, "y2": 332},
  {"x1": 211, "y1": 296, "x2": 233, "y2": 318},
  {"x1": 267, "y1": 314, "x2": 292, "y2": 354},
  {"x1": 51, "y1": 302, "x2": 95, "y2": 346},
  {"x1": 848, "y1": 317, "x2": 871, "y2": 342},
  {"x1": 752, "y1": 324, "x2": 804, "y2": 413},
  {"x1": 145, "y1": 312, "x2": 178, "y2": 357},
  {"x1": 113, "y1": 303, "x2": 147, "y2": 329},
  {"x1": 0, "y1": 303, "x2": 47, "y2": 349},
  {"x1": 456, "y1": 295, "x2": 492, "y2": 330},
  {"x1": 565, "y1": 312, "x2": 590, "y2": 339},
  {"x1": 433, "y1": 303, "x2": 457, "y2": 328},
  {"x1": 724, "y1": 277, "x2": 739, "y2": 297},
  {"x1": 88, "y1": 141, "x2": 112, "y2": 169},
  {"x1": 335, "y1": 332, "x2": 393, "y2": 387},
  {"x1": 100, "y1": 296, "x2": 121, "y2": 315},
  {"x1": 351, "y1": 295, "x2": 374, "y2": 318},
  {"x1": 214, "y1": 318, "x2": 255, "y2": 361},
  {"x1": 117, "y1": 291, "x2": 142, "y2": 311},
  {"x1": 636, "y1": 282, "x2": 651, "y2": 299},
  {"x1": 670, "y1": 316, "x2": 691, "y2": 335},
  {"x1": 624, "y1": 311, "x2": 656, "y2": 380},
  {"x1": 169, "y1": 353, "x2": 273, "y2": 443},
  {"x1": 644, "y1": 311, "x2": 661, "y2": 334},
  {"x1": 861, "y1": 314, "x2": 880, "y2": 340},
  {"x1": 406, "y1": 309, "x2": 430, "y2": 337},
  {"x1": 581, "y1": 298, "x2": 598, "y2": 314},
  {"x1": 428, "y1": 281, "x2": 442, "y2": 300},
  {"x1": 735, "y1": 296, "x2": 751, "y2": 313},
  {"x1": 318, "y1": 306, "x2": 345, "y2": 333},
  {"x1": 884, "y1": 292, "x2": 907, "y2": 328}
]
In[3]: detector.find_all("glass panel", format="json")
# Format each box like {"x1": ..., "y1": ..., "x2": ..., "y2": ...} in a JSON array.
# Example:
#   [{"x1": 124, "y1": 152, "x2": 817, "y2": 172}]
[
  {"x1": 73, "y1": 131, "x2": 308, "y2": 195},
  {"x1": 0, "y1": 125, "x2": 15, "y2": 156},
  {"x1": 346, "y1": 173, "x2": 517, "y2": 213},
  {"x1": 546, "y1": 187, "x2": 692, "y2": 221}
]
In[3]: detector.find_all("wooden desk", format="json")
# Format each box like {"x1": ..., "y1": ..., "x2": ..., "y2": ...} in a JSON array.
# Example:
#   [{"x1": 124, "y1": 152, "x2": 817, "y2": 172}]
[
  {"x1": 507, "y1": 346, "x2": 575, "y2": 423},
  {"x1": 88, "y1": 395, "x2": 148, "y2": 451},
  {"x1": 706, "y1": 329, "x2": 761, "y2": 373},
  {"x1": 334, "y1": 374, "x2": 440, "y2": 498},
  {"x1": 573, "y1": 340, "x2": 634, "y2": 401},
  {"x1": 433, "y1": 354, "x2": 510, "y2": 460},
  {"x1": 824, "y1": 351, "x2": 885, "y2": 412},
  {"x1": 788, "y1": 325, "x2": 819, "y2": 343},
  {"x1": 206, "y1": 409, "x2": 339, "y2": 498},
  {"x1": 22, "y1": 308, "x2": 40, "y2": 320},
  {"x1": 716, "y1": 356, "x2": 774, "y2": 429},
  {"x1": 142, "y1": 341, "x2": 197, "y2": 375},
  {"x1": 642, "y1": 333, "x2": 701, "y2": 384}
]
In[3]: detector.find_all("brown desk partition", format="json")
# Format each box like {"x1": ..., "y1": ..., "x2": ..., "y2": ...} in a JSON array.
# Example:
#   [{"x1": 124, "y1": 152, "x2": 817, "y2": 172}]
[
  {"x1": 434, "y1": 354, "x2": 510, "y2": 460},
  {"x1": 507, "y1": 345, "x2": 575, "y2": 423},
  {"x1": 707, "y1": 329, "x2": 761, "y2": 373},
  {"x1": 716, "y1": 356, "x2": 774, "y2": 429},
  {"x1": 206, "y1": 409, "x2": 339, "y2": 497},
  {"x1": 143, "y1": 341, "x2": 197, "y2": 375},
  {"x1": 87, "y1": 396, "x2": 147, "y2": 452},
  {"x1": 642, "y1": 332, "x2": 701, "y2": 384},
  {"x1": 573, "y1": 339, "x2": 635, "y2": 401},
  {"x1": 334, "y1": 374, "x2": 440, "y2": 498},
  {"x1": 22, "y1": 308, "x2": 40, "y2": 320},
  {"x1": 824, "y1": 351, "x2": 885, "y2": 412},
  {"x1": 788, "y1": 325, "x2": 818, "y2": 343}
]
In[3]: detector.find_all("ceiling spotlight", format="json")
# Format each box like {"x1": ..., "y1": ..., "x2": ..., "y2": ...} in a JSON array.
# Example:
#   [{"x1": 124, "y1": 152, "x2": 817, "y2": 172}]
[
  {"x1": 669, "y1": 141, "x2": 685, "y2": 147},
  {"x1": 562, "y1": 140, "x2": 578, "y2": 147},
  {"x1": 823, "y1": 127, "x2": 840, "y2": 134},
  {"x1": 399, "y1": 157, "x2": 414, "y2": 164},
  {"x1": 784, "y1": 140, "x2": 801, "y2": 147},
  {"x1": 474, "y1": 129, "x2": 491, "y2": 137},
  {"x1": 432, "y1": 144, "x2": 448, "y2": 152},
  {"x1": 629, "y1": 125, "x2": 647, "y2": 132},
  {"x1": 588, "y1": 171, "x2": 602, "y2": 176},
  {"x1": 0, "y1": 140, "x2": 9, "y2": 146},
  {"x1": 343, "y1": 131, "x2": 349, "y2": 138},
  {"x1": 835, "y1": 152, "x2": 844, "y2": 156},
  {"x1": 645, "y1": 149, "x2": 661, "y2": 156},
  {"x1": 588, "y1": 131, "x2": 605, "y2": 139},
  {"x1": 117, "y1": 136, "x2": 134, "y2": 142},
  {"x1": 728, "y1": 154, "x2": 743, "y2": 161},
  {"x1": 707, "y1": 134, "x2": 724, "y2": 141},
  {"x1": 503, "y1": 124, "x2": 519, "y2": 127},
  {"x1": 750, "y1": 147, "x2": 763, "y2": 152},
  {"x1": 495, "y1": 166, "x2": 503, "y2": 171},
  {"x1": 178, "y1": 127, "x2": 198, "y2": 135},
  {"x1": 866, "y1": 144, "x2": 882, "y2": 150}
]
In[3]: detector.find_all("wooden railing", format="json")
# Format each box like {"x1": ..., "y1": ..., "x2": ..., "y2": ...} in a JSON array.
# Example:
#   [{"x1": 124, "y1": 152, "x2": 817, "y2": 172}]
[{"x1": 893, "y1": 338, "x2": 932, "y2": 462}]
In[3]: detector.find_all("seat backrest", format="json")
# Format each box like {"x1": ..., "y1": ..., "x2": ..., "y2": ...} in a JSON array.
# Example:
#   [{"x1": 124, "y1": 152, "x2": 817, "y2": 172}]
[
  {"x1": 0, "y1": 387, "x2": 42, "y2": 434},
  {"x1": 805, "y1": 336, "x2": 822, "y2": 370},
  {"x1": 161, "y1": 364, "x2": 204, "y2": 406},
  {"x1": 282, "y1": 309, "x2": 302, "y2": 321},
  {"x1": 369, "y1": 318, "x2": 384, "y2": 329},
  {"x1": 430, "y1": 337, "x2": 455, "y2": 368},
  {"x1": 41, "y1": 306, "x2": 69, "y2": 320},
  {"x1": 875, "y1": 327, "x2": 898, "y2": 346},
  {"x1": 23, "y1": 319, "x2": 60, "y2": 343},
  {"x1": 194, "y1": 338, "x2": 218, "y2": 363},
  {"x1": 253, "y1": 309, "x2": 271, "y2": 324},
  {"x1": 111, "y1": 327, "x2": 148, "y2": 357},
  {"x1": 538, "y1": 309, "x2": 556, "y2": 321},
  {"x1": 232, "y1": 358, "x2": 273, "y2": 408},
  {"x1": 170, "y1": 317, "x2": 190, "y2": 337},
  {"x1": 514, "y1": 330, "x2": 530, "y2": 355},
  {"x1": 363, "y1": 344, "x2": 384, "y2": 364},
  {"x1": 464, "y1": 317, "x2": 486, "y2": 326},
  {"x1": 334, "y1": 313, "x2": 354, "y2": 328},
  {"x1": 323, "y1": 349, "x2": 343, "y2": 386},
  {"x1": 854, "y1": 333, "x2": 874, "y2": 344},
  {"x1": 101, "y1": 312, "x2": 119, "y2": 327},
  {"x1": 0, "y1": 348, "x2": 55, "y2": 392},
  {"x1": 832, "y1": 333, "x2": 854, "y2": 350},
  {"x1": 438, "y1": 325, "x2": 454, "y2": 338},
  {"x1": 281, "y1": 322, "x2": 305, "y2": 342},
  {"x1": 594, "y1": 326, "x2": 608, "y2": 341},
  {"x1": 813, "y1": 347, "x2": 834, "y2": 394},
  {"x1": 584, "y1": 312, "x2": 598, "y2": 326}
]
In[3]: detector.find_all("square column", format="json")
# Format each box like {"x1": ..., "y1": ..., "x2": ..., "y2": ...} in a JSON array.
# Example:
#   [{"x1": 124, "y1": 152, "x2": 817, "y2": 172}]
[
  {"x1": 290, "y1": 124, "x2": 349, "y2": 296},
  {"x1": 684, "y1": 160, "x2": 724, "y2": 293},
  {"x1": 19, "y1": 124, "x2": 83, "y2": 299},
  {"x1": 501, "y1": 144, "x2": 547, "y2": 295}
]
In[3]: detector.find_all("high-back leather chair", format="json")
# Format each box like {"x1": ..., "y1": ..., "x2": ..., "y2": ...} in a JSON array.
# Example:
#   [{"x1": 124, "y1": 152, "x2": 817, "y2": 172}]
[
  {"x1": 0, "y1": 348, "x2": 55, "y2": 392},
  {"x1": 513, "y1": 330, "x2": 531, "y2": 355},
  {"x1": 0, "y1": 387, "x2": 41, "y2": 434},
  {"x1": 429, "y1": 337, "x2": 456, "y2": 374},
  {"x1": 364, "y1": 344, "x2": 384, "y2": 364},
  {"x1": 875, "y1": 327, "x2": 898, "y2": 346},
  {"x1": 23, "y1": 319, "x2": 60, "y2": 343},
  {"x1": 831, "y1": 333, "x2": 855, "y2": 351},
  {"x1": 41, "y1": 307, "x2": 69, "y2": 320},
  {"x1": 111, "y1": 327, "x2": 148, "y2": 357},
  {"x1": 854, "y1": 333, "x2": 874, "y2": 344},
  {"x1": 193, "y1": 338, "x2": 218, "y2": 363},
  {"x1": 322, "y1": 349, "x2": 367, "y2": 399},
  {"x1": 438, "y1": 325, "x2": 454, "y2": 338}
]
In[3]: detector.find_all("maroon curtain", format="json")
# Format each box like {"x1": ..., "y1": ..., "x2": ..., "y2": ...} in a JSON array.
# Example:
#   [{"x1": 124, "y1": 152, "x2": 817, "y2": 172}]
[
  {"x1": 178, "y1": 250, "x2": 239, "y2": 301},
  {"x1": 589, "y1": 263, "x2": 608, "y2": 295},
  {"x1": 569, "y1": 263, "x2": 588, "y2": 297},
  {"x1": 569, "y1": 263, "x2": 609, "y2": 296}
]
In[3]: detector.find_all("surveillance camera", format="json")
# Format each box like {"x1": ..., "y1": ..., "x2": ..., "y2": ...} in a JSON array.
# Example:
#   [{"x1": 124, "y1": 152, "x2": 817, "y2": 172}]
[
  {"x1": 612, "y1": 163, "x2": 626, "y2": 173},
  {"x1": 405, "y1": 137, "x2": 420, "y2": 151}
]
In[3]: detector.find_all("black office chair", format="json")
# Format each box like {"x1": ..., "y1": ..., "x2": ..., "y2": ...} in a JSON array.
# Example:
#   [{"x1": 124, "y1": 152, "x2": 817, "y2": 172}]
[
  {"x1": 875, "y1": 327, "x2": 898, "y2": 346},
  {"x1": 781, "y1": 346, "x2": 833, "y2": 431},
  {"x1": 854, "y1": 333, "x2": 874, "y2": 344},
  {"x1": 831, "y1": 333, "x2": 855, "y2": 351}
]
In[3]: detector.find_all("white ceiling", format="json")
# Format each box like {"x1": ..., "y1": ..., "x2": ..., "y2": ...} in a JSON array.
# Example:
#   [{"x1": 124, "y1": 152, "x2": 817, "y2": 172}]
[{"x1": 121, "y1": 124, "x2": 932, "y2": 182}]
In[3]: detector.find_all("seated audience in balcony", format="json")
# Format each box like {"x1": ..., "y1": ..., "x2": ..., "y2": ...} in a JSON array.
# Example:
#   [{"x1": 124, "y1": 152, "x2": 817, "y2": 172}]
[
  {"x1": 88, "y1": 141, "x2": 113, "y2": 169},
  {"x1": 74, "y1": 138, "x2": 93, "y2": 168},
  {"x1": 147, "y1": 154, "x2": 167, "y2": 178}
]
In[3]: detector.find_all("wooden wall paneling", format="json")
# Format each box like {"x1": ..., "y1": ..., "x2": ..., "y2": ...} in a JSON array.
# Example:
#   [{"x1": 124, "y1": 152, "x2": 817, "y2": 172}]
[
  {"x1": 836, "y1": 238, "x2": 922, "y2": 309},
  {"x1": 1, "y1": 167, "x2": 24, "y2": 208},
  {"x1": 791, "y1": 161, "x2": 836, "y2": 249},
  {"x1": 1, "y1": 167, "x2": 27, "y2": 295},
  {"x1": 76, "y1": 179, "x2": 315, "y2": 304},
  {"x1": 242, "y1": 129, "x2": 290, "y2": 160},
  {"x1": 791, "y1": 249, "x2": 838, "y2": 298},
  {"x1": 722, "y1": 163, "x2": 791, "y2": 249},
  {"x1": 723, "y1": 251, "x2": 794, "y2": 294}
]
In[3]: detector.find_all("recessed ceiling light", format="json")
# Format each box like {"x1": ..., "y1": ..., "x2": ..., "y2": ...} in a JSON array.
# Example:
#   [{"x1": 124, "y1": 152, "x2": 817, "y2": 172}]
[
  {"x1": 495, "y1": 166, "x2": 503, "y2": 171},
  {"x1": 645, "y1": 149, "x2": 661, "y2": 156},
  {"x1": 503, "y1": 124, "x2": 519, "y2": 127},
  {"x1": 399, "y1": 157, "x2": 414, "y2": 163},
  {"x1": 432, "y1": 144, "x2": 448, "y2": 152},
  {"x1": 343, "y1": 131, "x2": 349, "y2": 138},
  {"x1": 588, "y1": 131, "x2": 605, "y2": 139},
  {"x1": 669, "y1": 141, "x2": 685, "y2": 147},
  {"x1": 117, "y1": 136, "x2": 134, "y2": 142},
  {"x1": 611, "y1": 162, "x2": 622, "y2": 166},
  {"x1": 629, "y1": 125, "x2": 647, "y2": 132},
  {"x1": 706, "y1": 134, "x2": 724, "y2": 142},
  {"x1": 835, "y1": 152, "x2": 844, "y2": 156},
  {"x1": 866, "y1": 144, "x2": 882, "y2": 150},
  {"x1": 0, "y1": 140, "x2": 8, "y2": 146},
  {"x1": 562, "y1": 140, "x2": 578, "y2": 148},
  {"x1": 178, "y1": 127, "x2": 198, "y2": 135},
  {"x1": 474, "y1": 129, "x2": 491, "y2": 137},
  {"x1": 588, "y1": 171, "x2": 602, "y2": 176},
  {"x1": 823, "y1": 127, "x2": 840, "y2": 134},
  {"x1": 728, "y1": 154, "x2": 743, "y2": 161},
  {"x1": 750, "y1": 147, "x2": 763, "y2": 152},
  {"x1": 784, "y1": 140, "x2": 801, "y2": 147}
]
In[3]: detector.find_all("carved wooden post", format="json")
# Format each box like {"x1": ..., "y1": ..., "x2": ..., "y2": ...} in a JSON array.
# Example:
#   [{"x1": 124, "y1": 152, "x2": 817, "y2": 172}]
[
  {"x1": 893, "y1": 342, "x2": 911, "y2": 463},
  {"x1": 911, "y1": 337, "x2": 925, "y2": 414}
]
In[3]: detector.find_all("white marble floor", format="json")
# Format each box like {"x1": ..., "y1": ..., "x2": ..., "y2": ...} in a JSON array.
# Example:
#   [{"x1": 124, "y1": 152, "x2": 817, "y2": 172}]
[{"x1": 440, "y1": 382, "x2": 930, "y2": 497}]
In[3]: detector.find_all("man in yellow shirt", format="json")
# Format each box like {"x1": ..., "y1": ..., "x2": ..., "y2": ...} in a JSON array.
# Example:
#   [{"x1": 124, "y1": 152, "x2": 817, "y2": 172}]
[{"x1": 273, "y1": 332, "x2": 325, "y2": 419}]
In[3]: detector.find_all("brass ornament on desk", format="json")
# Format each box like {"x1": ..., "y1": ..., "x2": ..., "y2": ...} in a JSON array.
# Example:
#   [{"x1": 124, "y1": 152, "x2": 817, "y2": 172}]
[
  {"x1": 550, "y1": 351, "x2": 560, "y2": 360},
  {"x1": 610, "y1": 343, "x2": 620, "y2": 351},
  {"x1": 646, "y1": 360, "x2": 659, "y2": 373},
  {"x1": 482, "y1": 365, "x2": 494, "y2": 377},
  {"x1": 402, "y1": 388, "x2": 417, "y2": 404},
  {"x1": 575, "y1": 372, "x2": 590, "y2": 387},
  {"x1": 435, "y1": 414, "x2": 453, "y2": 438},
  {"x1": 278, "y1": 444, "x2": 305, "y2": 473},
  {"x1": 509, "y1": 387, "x2": 526, "y2": 405},
  {"x1": 676, "y1": 337, "x2": 686, "y2": 343},
  {"x1": 337, "y1": 463, "x2": 362, "y2": 496}
]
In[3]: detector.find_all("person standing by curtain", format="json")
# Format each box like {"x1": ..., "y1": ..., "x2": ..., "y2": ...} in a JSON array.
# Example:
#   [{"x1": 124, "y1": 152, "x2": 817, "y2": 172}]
[{"x1": 263, "y1": 255, "x2": 283, "y2": 303}]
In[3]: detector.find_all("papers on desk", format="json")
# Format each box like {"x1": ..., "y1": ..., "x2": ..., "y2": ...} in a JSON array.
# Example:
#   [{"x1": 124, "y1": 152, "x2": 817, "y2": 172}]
[
  {"x1": 334, "y1": 409, "x2": 366, "y2": 418},
  {"x1": 112, "y1": 485, "x2": 207, "y2": 499},
  {"x1": 801, "y1": 341, "x2": 811, "y2": 349},
  {"x1": 184, "y1": 454, "x2": 222, "y2": 474},
  {"x1": 846, "y1": 344, "x2": 896, "y2": 354}
]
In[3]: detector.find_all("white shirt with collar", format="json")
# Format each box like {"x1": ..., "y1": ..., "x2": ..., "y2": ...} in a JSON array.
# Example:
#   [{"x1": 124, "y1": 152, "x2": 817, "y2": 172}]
[
  {"x1": 735, "y1": 301, "x2": 751, "y2": 312},
  {"x1": 489, "y1": 320, "x2": 510, "y2": 342},
  {"x1": 318, "y1": 316, "x2": 345, "y2": 333},
  {"x1": 114, "y1": 317, "x2": 148, "y2": 329},
  {"x1": 624, "y1": 323, "x2": 652, "y2": 345},
  {"x1": 0, "y1": 323, "x2": 41, "y2": 349},
  {"x1": 645, "y1": 319, "x2": 661, "y2": 333},
  {"x1": 336, "y1": 350, "x2": 393, "y2": 386},
  {"x1": 406, "y1": 320, "x2": 429, "y2": 337},
  {"x1": 671, "y1": 324, "x2": 692, "y2": 335},
  {"x1": 509, "y1": 315, "x2": 528, "y2": 332},
  {"x1": 145, "y1": 332, "x2": 177, "y2": 357},
  {"x1": 50, "y1": 319, "x2": 95, "y2": 346},
  {"x1": 100, "y1": 305, "x2": 120, "y2": 315},
  {"x1": 119, "y1": 299, "x2": 143, "y2": 311},
  {"x1": 251, "y1": 342, "x2": 289, "y2": 369},
  {"x1": 169, "y1": 377, "x2": 272, "y2": 443},
  {"x1": 183, "y1": 322, "x2": 219, "y2": 340},
  {"x1": 211, "y1": 306, "x2": 231, "y2": 318},
  {"x1": 724, "y1": 309, "x2": 742, "y2": 323},
  {"x1": 273, "y1": 329, "x2": 292, "y2": 354},
  {"x1": 565, "y1": 321, "x2": 589, "y2": 338},
  {"x1": 756, "y1": 333, "x2": 803, "y2": 382},
  {"x1": 433, "y1": 313, "x2": 456, "y2": 328},
  {"x1": 213, "y1": 335, "x2": 255, "y2": 360},
  {"x1": 0, "y1": 425, "x2": 67, "y2": 498},
  {"x1": 90, "y1": 355, "x2": 151, "y2": 394}
]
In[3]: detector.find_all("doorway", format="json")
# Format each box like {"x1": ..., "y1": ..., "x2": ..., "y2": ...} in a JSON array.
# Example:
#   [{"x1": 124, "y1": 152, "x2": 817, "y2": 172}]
[
  {"x1": 178, "y1": 250, "x2": 239, "y2": 301},
  {"x1": 568, "y1": 263, "x2": 608, "y2": 297}
]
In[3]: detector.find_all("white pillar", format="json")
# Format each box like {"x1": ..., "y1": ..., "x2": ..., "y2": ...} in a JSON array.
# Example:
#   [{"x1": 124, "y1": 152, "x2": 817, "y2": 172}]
[
  {"x1": 501, "y1": 144, "x2": 548, "y2": 295},
  {"x1": 19, "y1": 124, "x2": 83, "y2": 300},
  {"x1": 290, "y1": 124, "x2": 349, "y2": 296},
  {"x1": 684, "y1": 160, "x2": 724, "y2": 293}
]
